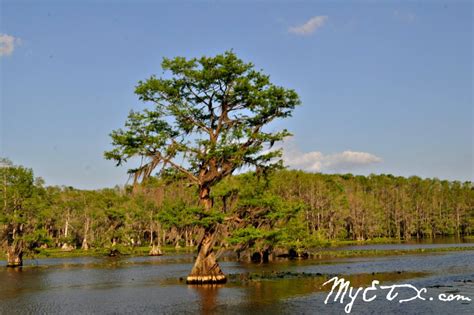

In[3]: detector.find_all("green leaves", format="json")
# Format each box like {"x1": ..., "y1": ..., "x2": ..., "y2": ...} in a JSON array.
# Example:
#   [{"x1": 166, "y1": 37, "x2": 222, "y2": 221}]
[
  {"x1": 0, "y1": 162, "x2": 36, "y2": 219},
  {"x1": 158, "y1": 204, "x2": 223, "y2": 229},
  {"x1": 105, "y1": 51, "x2": 300, "y2": 188},
  {"x1": 228, "y1": 226, "x2": 278, "y2": 246},
  {"x1": 0, "y1": 160, "x2": 48, "y2": 252}
]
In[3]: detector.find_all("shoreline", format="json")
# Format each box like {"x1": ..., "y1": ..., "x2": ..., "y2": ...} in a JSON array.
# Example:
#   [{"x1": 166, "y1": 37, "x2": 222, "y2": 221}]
[{"x1": 2, "y1": 242, "x2": 474, "y2": 263}]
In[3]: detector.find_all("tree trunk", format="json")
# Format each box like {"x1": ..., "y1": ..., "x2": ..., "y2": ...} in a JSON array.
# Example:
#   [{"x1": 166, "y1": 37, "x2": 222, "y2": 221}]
[
  {"x1": 149, "y1": 219, "x2": 163, "y2": 256},
  {"x1": 149, "y1": 244, "x2": 163, "y2": 256},
  {"x1": 62, "y1": 209, "x2": 71, "y2": 249},
  {"x1": 7, "y1": 241, "x2": 23, "y2": 267},
  {"x1": 455, "y1": 206, "x2": 460, "y2": 238},
  {"x1": 186, "y1": 228, "x2": 226, "y2": 284},
  {"x1": 81, "y1": 239, "x2": 89, "y2": 250},
  {"x1": 64, "y1": 210, "x2": 70, "y2": 238},
  {"x1": 81, "y1": 217, "x2": 90, "y2": 250},
  {"x1": 186, "y1": 186, "x2": 226, "y2": 284}
]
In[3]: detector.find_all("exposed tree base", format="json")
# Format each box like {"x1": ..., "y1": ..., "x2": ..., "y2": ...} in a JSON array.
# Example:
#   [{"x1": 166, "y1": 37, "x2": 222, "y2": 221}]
[
  {"x1": 6, "y1": 248, "x2": 23, "y2": 267},
  {"x1": 61, "y1": 243, "x2": 74, "y2": 251},
  {"x1": 149, "y1": 245, "x2": 163, "y2": 256},
  {"x1": 186, "y1": 229, "x2": 227, "y2": 285},
  {"x1": 81, "y1": 240, "x2": 90, "y2": 250},
  {"x1": 6, "y1": 260, "x2": 23, "y2": 267},
  {"x1": 186, "y1": 275, "x2": 227, "y2": 284}
]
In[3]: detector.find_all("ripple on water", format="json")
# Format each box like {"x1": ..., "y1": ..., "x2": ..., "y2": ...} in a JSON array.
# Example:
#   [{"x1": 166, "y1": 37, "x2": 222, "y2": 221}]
[{"x1": 0, "y1": 250, "x2": 472, "y2": 314}]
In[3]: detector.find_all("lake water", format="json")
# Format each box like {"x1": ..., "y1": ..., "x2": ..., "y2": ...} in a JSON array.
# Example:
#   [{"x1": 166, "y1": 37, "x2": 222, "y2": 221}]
[
  {"x1": 0, "y1": 245, "x2": 473, "y2": 314},
  {"x1": 333, "y1": 236, "x2": 474, "y2": 251}
]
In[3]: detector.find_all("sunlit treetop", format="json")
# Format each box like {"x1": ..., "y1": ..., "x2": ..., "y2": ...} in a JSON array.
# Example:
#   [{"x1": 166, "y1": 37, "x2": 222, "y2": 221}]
[{"x1": 105, "y1": 51, "x2": 300, "y2": 189}]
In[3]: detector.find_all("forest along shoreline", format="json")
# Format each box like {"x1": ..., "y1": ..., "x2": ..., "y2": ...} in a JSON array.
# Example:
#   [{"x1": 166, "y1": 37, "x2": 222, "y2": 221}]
[
  {"x1": 1, "y1": 240, "x2": 473, "y2": 263},
  {"x1": 1, "y1": 167, "x2": 473, "y2": 268}
]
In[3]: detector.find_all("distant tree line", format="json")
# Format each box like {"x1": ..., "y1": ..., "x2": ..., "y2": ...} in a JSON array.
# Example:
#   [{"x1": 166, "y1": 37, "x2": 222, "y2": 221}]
[{"x1": 1, "y1": 159, "x2": 473, "y2": 266}]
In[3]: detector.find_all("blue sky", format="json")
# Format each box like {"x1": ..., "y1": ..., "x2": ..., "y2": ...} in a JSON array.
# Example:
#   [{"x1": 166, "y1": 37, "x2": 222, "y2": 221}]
[{"x1": 1, "y1": 0, "x2": 472, "y2": 189}]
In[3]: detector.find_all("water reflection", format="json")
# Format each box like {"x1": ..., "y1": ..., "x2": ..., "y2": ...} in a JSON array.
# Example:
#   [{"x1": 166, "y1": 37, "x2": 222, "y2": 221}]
[
  {"x1": 190, "y1": 284, "x2": 224, "y2": 314},
  {"x1": 334, "y1": 237, "x2": 474, "y2": 251},
  {"x1": 0, "y1": 248, "x2": 472, "y2": 314},
  {"x1": 5, "y1": 266, "x2": 23, "y2": 274}
]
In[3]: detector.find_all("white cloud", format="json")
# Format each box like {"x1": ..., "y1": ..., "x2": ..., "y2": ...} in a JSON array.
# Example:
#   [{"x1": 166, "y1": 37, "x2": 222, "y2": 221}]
[
  {"x1": 289, "y1": 16, "x2": 328, "y2": 36},
  {"x1": 280, "y1": 138, "x2": 382, "y2": 172},
  {"x1": 0, "y1": 33, "x2": 21, "y2": 57}
]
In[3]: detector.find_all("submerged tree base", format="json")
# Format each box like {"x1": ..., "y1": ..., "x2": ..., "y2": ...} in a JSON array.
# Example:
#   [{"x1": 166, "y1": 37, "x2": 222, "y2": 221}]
[
  {"x1": 186, "y1": 275, "x2": 227, "y2": 284},
  {"x1": 108, "y1": 248, "x2": 121, "y2": 257},
  {"x1": 6, "y1": 261, "x2": 22, "y2": 268}
]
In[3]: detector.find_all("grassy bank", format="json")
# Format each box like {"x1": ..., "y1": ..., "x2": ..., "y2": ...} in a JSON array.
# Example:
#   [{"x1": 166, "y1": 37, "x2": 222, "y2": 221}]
[
  {"x1": 310, "y1": 246, "x2": 474, "y2": 259},
  {"x1": 1, "y1": 243, "x2": 473, "y2": 262},
  {"x1": 0, "y1": 245, "x2": 195, "y2": 261}
]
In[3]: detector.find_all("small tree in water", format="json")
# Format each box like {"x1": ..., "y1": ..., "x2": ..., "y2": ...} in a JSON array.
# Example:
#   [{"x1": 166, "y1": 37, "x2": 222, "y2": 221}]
[
  {"x1": 0, "y1": 158, "x2": 45, "y2": 267},
  {"x1": 105, "y1": 51, "x2": 300, "y2": 284}
]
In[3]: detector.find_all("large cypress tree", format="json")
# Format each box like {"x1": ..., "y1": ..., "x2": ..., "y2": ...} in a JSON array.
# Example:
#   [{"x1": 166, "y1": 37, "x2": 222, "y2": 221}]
[{"x1": 105, "y1": 51, "x2": 300, "y2": 284}]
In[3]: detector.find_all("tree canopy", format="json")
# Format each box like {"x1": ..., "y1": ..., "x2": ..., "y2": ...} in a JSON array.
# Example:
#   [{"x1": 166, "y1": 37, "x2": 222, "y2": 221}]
[{"x1": 104, "y1": 51, "x2": 300, "y2": 192}]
